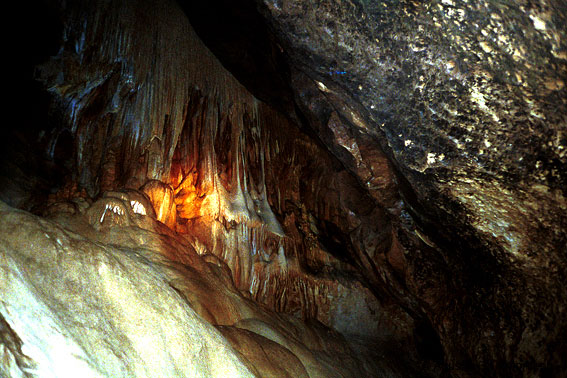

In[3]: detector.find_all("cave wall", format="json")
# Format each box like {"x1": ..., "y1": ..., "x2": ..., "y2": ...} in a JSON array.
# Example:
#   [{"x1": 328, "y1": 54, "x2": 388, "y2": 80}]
[
  {"x1": 182, "y1": 0, "x2": 567, "y2": 376},
  {"x1": 31, "y1": 0, "x2": 421, "y2": 352},
  {"x1": 3, "y1": 0, "x2": 439, "y2": 376},
  {"x1": 247, "y1": 0, "x2": 567, "y2": 376},
  {"x1": 2, "y1": 0, "x2": 566, "y2": 376}
]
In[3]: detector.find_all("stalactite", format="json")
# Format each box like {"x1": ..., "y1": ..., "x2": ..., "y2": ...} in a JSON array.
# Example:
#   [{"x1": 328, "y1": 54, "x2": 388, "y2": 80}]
[
  {"x1": 37, "y1": 0, "x2": 401, "y2": 338},
  {"x1": 38, "y1": 0, "x2": 255, "y2": 194}
]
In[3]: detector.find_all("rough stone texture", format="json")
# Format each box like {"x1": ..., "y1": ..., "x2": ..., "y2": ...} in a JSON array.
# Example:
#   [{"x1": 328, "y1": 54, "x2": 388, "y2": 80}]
[
  {"x1": 243, "y1": 0, "x2": 567, "y2": 376},
  {"x1": 259, "y1": 0, "x2": 567, "y2": 261},
  {"x1": 3, "y1": 0, "x2": 566, "y2": 376},
  {"x1": 1, "y1": 0, "x2": 439, "y2": 376},
  {"x1": 181, "y1": 0, "x2": 567, "y2": 375},
  {"x1": 30, "y1": 0, "x2": 422, "y2": 348}
]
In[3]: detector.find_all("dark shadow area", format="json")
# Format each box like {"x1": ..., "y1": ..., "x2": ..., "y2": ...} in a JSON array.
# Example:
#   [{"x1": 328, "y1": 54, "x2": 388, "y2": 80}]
[
  {"x1": 177, "y1": 0, "x2": 296, "y2": 118},
  {"x1": 2, "y1": 1, "x2": 65, "y2": 211}
]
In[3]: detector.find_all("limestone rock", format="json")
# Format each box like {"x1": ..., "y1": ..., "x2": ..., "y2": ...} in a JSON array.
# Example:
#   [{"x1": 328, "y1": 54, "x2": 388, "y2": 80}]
[
  {"x1": 0, "y1": 201, "x2": 253, "y2": 378},
  {"x1": 5, "y1": 0, "x2": 565, "y2": 375},
  {"x1": 140, "y1": 180, "x2": 177, "y2": 229},
  {"x1": 214, "y1": 0, "x2": 567, "y2": 375},
  {"x1": 31, "y1": 0, "x2": 415, "y2": 354},
  {"x1": 1, "y1": 197, "x2": 420, "y2": 377}
]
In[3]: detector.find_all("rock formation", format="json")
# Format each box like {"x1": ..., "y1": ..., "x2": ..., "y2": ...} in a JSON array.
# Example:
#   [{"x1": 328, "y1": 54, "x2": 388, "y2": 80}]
[{"x1": 1, "y1": 0, "x2": 565, "y2": 377}]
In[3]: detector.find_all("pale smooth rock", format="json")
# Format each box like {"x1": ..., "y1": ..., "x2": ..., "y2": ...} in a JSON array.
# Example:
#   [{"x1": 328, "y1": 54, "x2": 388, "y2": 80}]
[{"x1": 0, "y1": 201, "x2": 253, "y2": 378}]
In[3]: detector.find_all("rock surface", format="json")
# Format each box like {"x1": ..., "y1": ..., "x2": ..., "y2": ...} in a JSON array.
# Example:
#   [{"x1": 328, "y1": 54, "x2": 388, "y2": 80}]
[
  {"x1": 2, "y1": 0, "x2": 434, "y2": 376},
  {"x1": 0, "y1": 201, "x2": 252, "y2": 378},
  {"x1": 1, "y1": 0, "x2": 566, "y2": 376},
  {"x1": 0, "y1": 197, "x2": 423, "y2": 377},
  {"x1": 198, "y1": 0, "x2": 566, "y2": 376},
  {"x1": 31, "y1": 0, "x2": 420, "y2": 352}
]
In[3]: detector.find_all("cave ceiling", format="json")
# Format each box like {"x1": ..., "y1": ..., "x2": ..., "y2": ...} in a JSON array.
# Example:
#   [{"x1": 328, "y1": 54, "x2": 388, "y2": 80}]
[
  {"x1": 184, "y1": 0, "x2": 567, "y2": 373},
  {"x1": 1, "y1": 0, "x2": 566, "y2": 377}
]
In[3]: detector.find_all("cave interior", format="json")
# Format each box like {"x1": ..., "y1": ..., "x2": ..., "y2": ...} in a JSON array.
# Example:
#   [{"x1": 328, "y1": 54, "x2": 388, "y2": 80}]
[{"x1": 2, "y1": 0, "x2": 566, "y2": 377}]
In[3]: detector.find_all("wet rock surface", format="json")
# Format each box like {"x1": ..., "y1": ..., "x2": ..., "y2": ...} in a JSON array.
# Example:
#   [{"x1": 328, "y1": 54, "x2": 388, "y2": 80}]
[
  {"x1": 1, "y1": 0, "x2": 566, "y2": 376},
  {"x1": 1, "y1": 198, "x2": 400, "y2": 377},
  {"x1": 199, "y1": 0, "x2": 567, "y2": 376},
  {"x1": 0, "y1": 201, "x2": 253, "y2": 378}
]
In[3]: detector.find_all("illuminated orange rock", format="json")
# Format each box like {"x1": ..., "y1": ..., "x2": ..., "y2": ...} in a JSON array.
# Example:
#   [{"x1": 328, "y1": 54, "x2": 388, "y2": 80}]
[
  {"x1": 140, "y1": 180, "x2": 177, "y2": 229},
  {"x1": 3, "y1": 0, "x2": 566, "y2": 375},
  {"x1": 1, "y1": 0, "x2": 451, "y2": 376}
]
